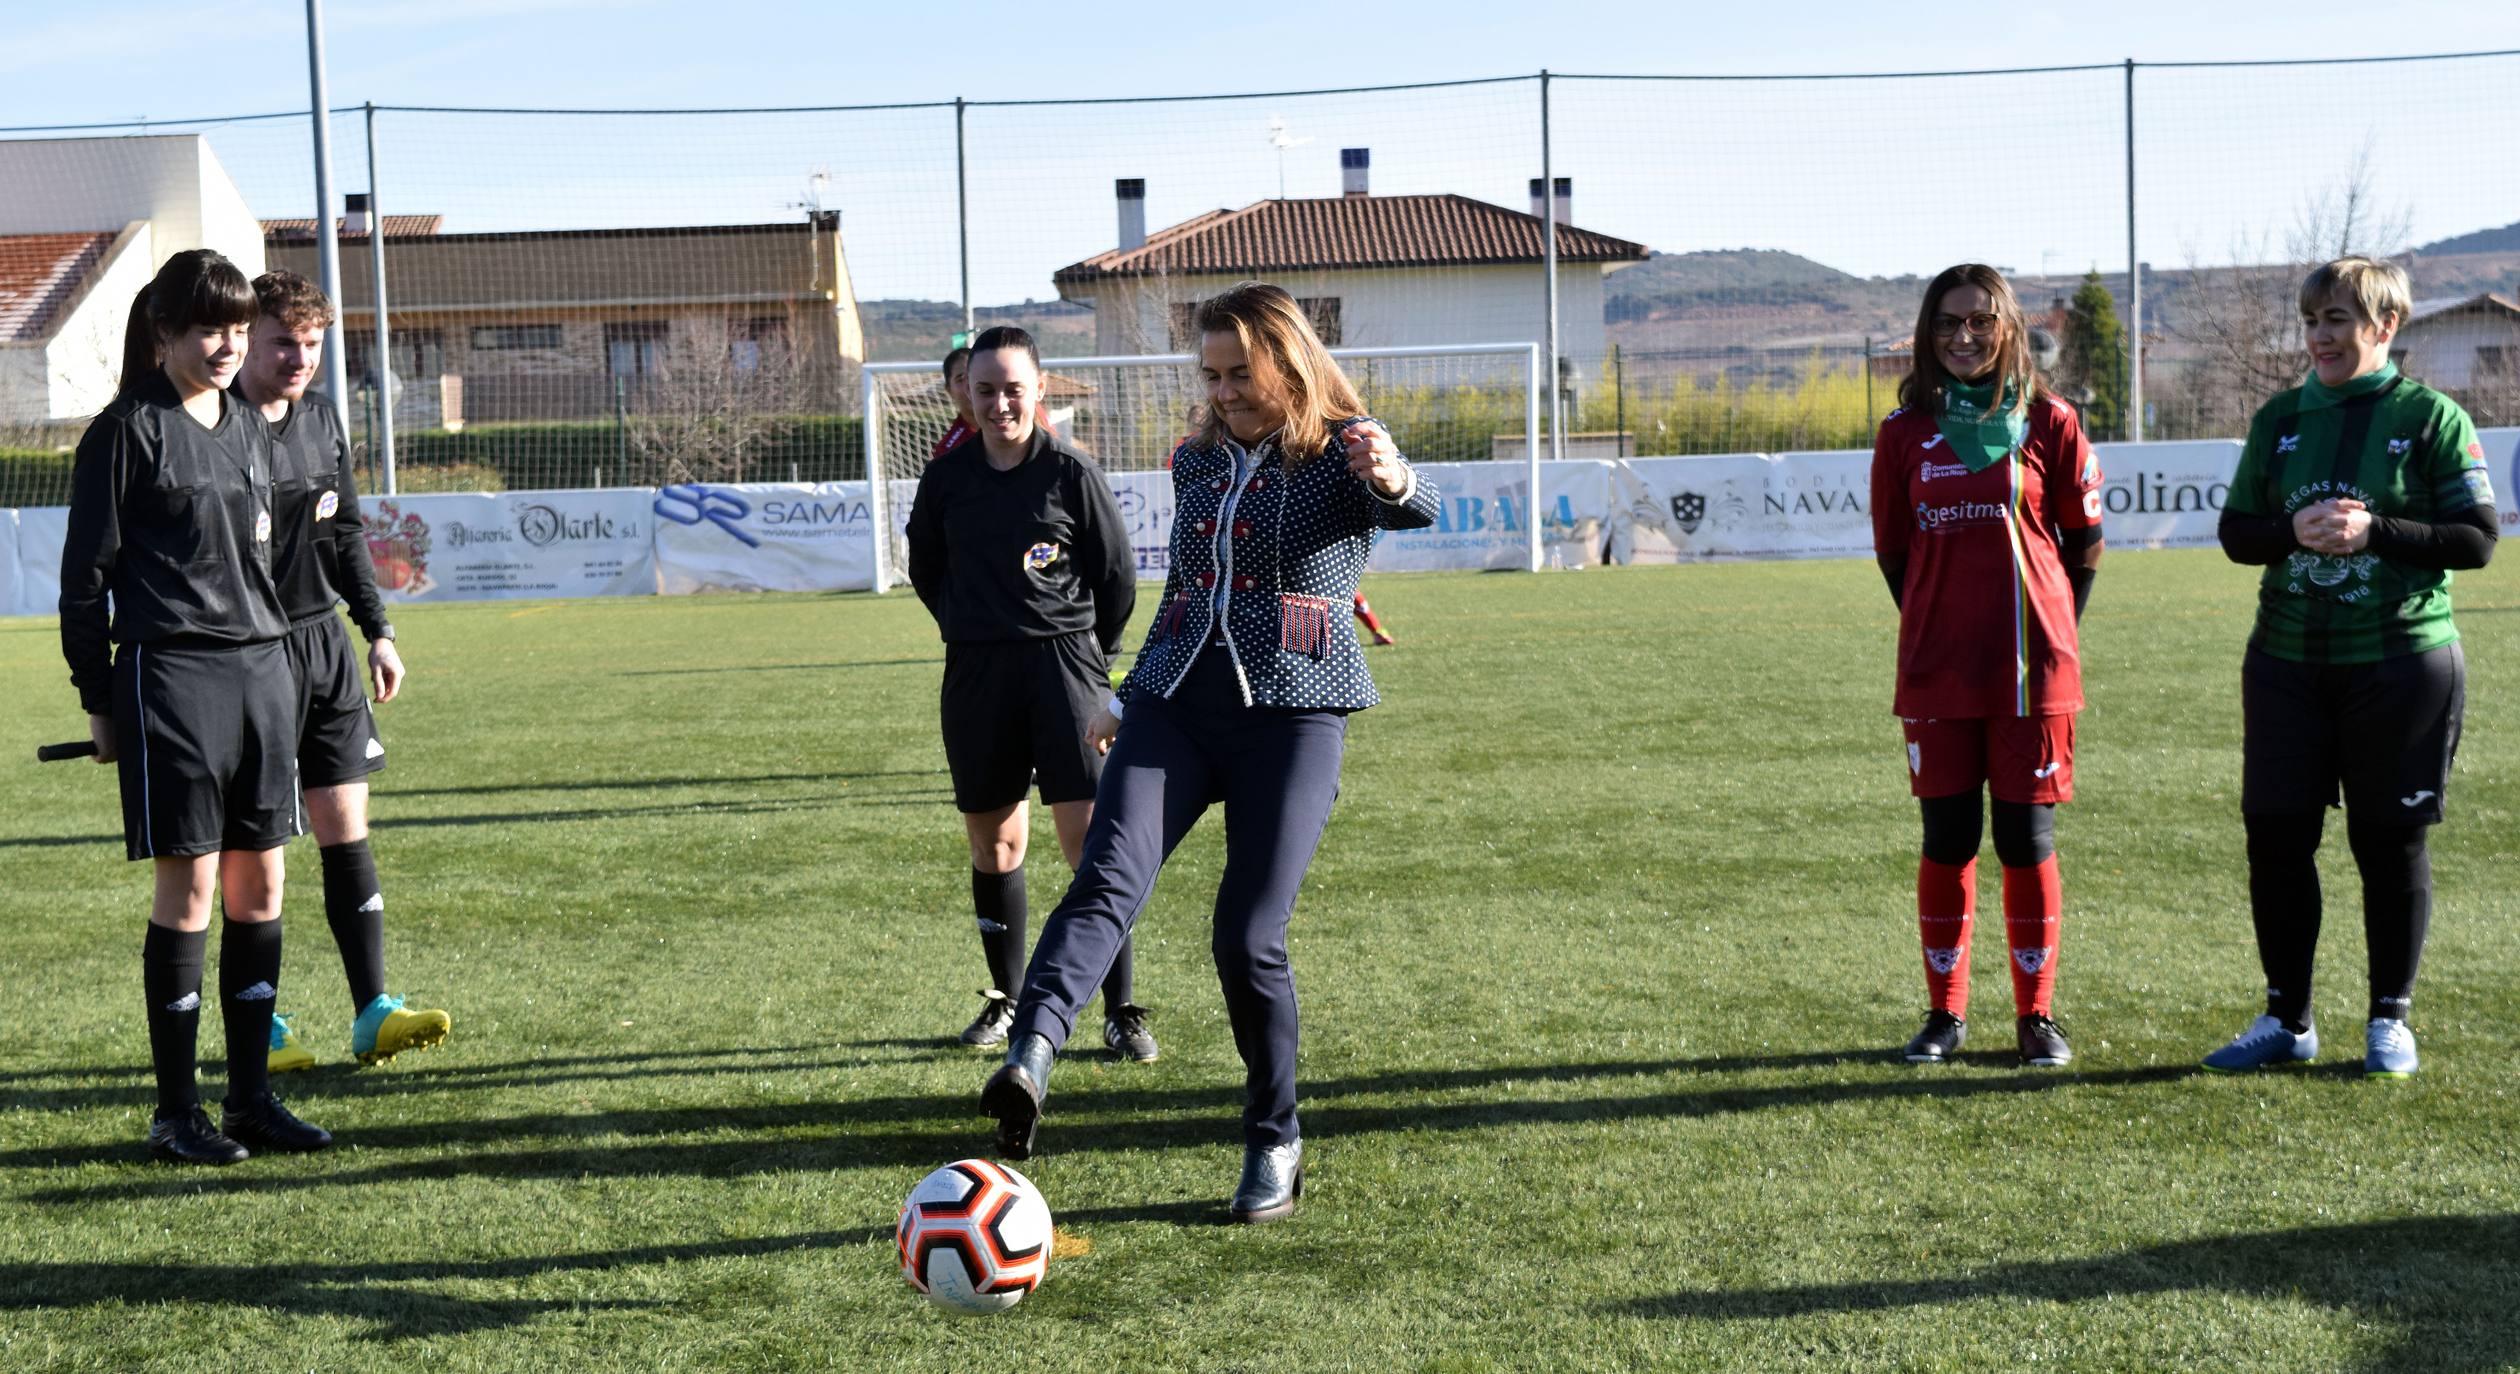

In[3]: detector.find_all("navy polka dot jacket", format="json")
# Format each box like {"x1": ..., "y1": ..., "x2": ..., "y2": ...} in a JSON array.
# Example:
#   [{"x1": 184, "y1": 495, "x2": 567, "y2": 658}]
[{"x1": 1118, "y1": 416, "x2": 1441, "y2": 712}]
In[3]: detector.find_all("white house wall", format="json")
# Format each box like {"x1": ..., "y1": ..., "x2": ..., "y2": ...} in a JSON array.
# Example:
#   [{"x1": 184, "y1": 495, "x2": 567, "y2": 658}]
[
  {"x1": 1089, "y1": 265, "x2": 1612, "y2": 367},
  {"x1": 0, "y1": 347, "x2": 45, "y2": 426},
  {"x1": 0, "y1": 136, "x2": 263, "y2": 271},
  {"x1": 43, "y1": 224, "x2": 158, "y2": 420},
  {"x1": 2403, "y1": 313, "x2": 2520, "y2": 390}
]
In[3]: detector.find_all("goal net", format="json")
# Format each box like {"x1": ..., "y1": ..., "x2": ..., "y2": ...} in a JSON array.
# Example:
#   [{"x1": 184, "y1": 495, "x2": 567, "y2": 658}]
[{"x1": 863, "y1": 341, "x2": 1540, "y2": 590}]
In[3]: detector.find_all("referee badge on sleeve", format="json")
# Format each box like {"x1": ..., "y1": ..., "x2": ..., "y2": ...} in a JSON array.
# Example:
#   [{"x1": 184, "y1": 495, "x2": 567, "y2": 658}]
[
  {"x1": 317, "y1": 490, "x2": 340, "y2": 520},
  {"x1": 1023, "y1": 542, "x2": 1063, "y2": 572}
]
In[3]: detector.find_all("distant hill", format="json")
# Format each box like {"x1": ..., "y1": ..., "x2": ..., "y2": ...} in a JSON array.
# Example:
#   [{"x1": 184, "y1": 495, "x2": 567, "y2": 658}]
[
  {"x1": 2415, "y1": 221, "x2": 2520, "y2": 257},
  {"x1": 860, "y1": 296, "x2": 1093, "y2": 364},
  {"x1": 1605, "y1": 249, "x2": 1923, "y2": 324}
]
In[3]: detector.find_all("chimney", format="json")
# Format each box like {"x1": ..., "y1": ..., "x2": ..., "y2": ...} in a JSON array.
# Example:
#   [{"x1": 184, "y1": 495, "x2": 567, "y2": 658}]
[
  {"x1": 1116, "y1": 179, "x2": 1146, "y2": 251},
  {"x1": 344, "y1": 192, "x2": 372, "y2": 236},
  {"x1": 1552, "y1": 177, "x2": 1571, "y2": 225},
  {"x1": 1529, "y1": 178, "x2": 1546, "y2": 219},
  {"x1": 1340, "y1": 148, "x2": 1370, "y2": 198}
]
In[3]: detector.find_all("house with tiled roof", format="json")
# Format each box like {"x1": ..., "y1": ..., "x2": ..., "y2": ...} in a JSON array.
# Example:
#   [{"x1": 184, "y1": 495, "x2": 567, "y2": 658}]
[
  {"x1": 2394, "y1": 292, "x2": 2520, "y2": 390},
  {"x1": 1052, "y1": 157, "x2": 1648, "y2": 365},
  {"x1": 0, "y1": 135, "x2": 266, "y2": 423}
]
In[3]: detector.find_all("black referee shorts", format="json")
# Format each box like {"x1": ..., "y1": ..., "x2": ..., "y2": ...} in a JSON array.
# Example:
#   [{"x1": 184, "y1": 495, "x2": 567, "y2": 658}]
[
  {"x1": 2242, "y1": 641, "x2": 2465, "y2": 824},
  {"x1": 287, "y1": 615, "x2": 385, "y2": 788},
  {"x1": 112, "y1": 638, "x2": 301, "y2": 861},
  {"x1": 940, "y1": 632, "x2": 1110, "y2": 813}
]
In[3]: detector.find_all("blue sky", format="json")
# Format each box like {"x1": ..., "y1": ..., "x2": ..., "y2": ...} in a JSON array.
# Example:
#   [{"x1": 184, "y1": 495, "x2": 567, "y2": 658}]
[{"x1": 5, "y1": 2, "x2": 2518, "y2": 314}]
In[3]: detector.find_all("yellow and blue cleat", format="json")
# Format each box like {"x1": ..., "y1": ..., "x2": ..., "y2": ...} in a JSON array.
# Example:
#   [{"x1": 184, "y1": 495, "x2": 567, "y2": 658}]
[
  {"x1": 267, "y1": 1011, "x2": 317, "y2": 1075},
  {"x1": 353, "y1": 994, "x2": 452, "y2": 1065}
]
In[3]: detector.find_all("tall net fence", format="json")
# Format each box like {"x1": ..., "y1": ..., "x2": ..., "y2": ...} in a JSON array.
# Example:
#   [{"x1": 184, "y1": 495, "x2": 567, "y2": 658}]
[{"x1": 4, "y1": 51, "x2": 2517, "y2": 507}]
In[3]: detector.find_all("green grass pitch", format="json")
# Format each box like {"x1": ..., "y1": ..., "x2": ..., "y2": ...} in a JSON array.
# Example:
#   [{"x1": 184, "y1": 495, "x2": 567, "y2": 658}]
[{"x1": 1, "y1": 550, "x2": 2515, "y2": 1371}]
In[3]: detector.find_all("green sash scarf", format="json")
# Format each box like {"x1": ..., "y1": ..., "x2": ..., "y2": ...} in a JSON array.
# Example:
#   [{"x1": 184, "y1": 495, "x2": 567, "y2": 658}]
[
  {"x1": 2298, "y1": 360, "x2": 2398, "y2": 412},
  {"x1": 1935, "y1": 377, "x2": 2028, "y2": 473}
]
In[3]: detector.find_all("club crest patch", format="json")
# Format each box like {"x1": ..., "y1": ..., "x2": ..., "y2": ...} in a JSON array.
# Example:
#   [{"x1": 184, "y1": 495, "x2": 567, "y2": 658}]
[
  {"x1": 1022, "y1": 542, "x2": 1062, "y2": 572},
  {"x1": 2013, "y1": 948, "x2": 2051, "y2": 974},
  {"x1": 254, "y1": 508, "x2": 272, "y2": 543},
  {"x1": 317, "y1": 489, "x2": 340, "y2": 520},
  {"x1": 1924, "y1": 948, "x2": 1963, "y2": 975}
]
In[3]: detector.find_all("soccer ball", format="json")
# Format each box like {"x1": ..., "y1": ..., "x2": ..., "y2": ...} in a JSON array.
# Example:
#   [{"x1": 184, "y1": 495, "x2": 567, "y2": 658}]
[{"x1": 896, "y1": 1158, "x2": 1052, "y2": 1314}]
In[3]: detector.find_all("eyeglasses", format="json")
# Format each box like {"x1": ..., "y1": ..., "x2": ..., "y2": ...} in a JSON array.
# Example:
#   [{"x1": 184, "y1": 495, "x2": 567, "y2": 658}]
[{"x1": 1931, "y1": 312, "x2": 2002, "y2": 340}]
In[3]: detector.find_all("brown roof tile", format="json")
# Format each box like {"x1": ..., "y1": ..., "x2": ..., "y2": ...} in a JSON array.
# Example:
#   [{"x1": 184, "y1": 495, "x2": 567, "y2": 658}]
[
  {"x1": 1054, "y1": 194, "x2": 1647, "y2": 285},
  {"x1": 0, "y1": 231, "x2": 115, "y2": 343},
  {"x1": 262, "y1": 215, "x2": 446, "y2": 240}
]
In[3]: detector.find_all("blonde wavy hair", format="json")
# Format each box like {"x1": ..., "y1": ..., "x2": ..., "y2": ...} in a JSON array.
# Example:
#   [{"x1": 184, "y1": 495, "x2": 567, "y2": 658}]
[{"x1": 1192, "y1": 281, "x2": 1364, "y2": 469}]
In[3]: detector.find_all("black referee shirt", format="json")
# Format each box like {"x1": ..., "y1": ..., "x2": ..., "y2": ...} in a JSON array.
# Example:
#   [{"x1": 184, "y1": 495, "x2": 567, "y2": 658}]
[
  {"x1": 905, "y1": 427, "x2": 1135, "y2": 653},
  {"x1": 267, "y1": 391, "x2": 394, "y2": 641},
  {"x1": 60, "y1": 374, "x2": 290, "y2": 713}
]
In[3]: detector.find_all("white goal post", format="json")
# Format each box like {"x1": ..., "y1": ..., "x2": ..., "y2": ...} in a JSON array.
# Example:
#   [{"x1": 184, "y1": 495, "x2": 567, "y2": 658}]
[{"x1": 861, "y1": 341, "x2": 1543, "y2": 592}]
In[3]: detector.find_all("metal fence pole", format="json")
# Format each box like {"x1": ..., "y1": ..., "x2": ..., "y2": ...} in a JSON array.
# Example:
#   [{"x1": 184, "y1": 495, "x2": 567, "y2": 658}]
[
  {"x1": 2123, "y1": 58, "x2": 2144, "y2": 442},
  {"x1": 1540, "y1": 70, "x2": 1563, "y2": 479},
  {"x1": 364, "y1": 102, "x2": 398, "y2": 494},
  {"x1": 302, "y1": 0, "x2": 350, "y2": 408},
  {"x1": 864, "y1": 366, "x2": 891, "y2": 593},
  {"x1": 956, "y1": 97, "x2": 973, "y2": 335}
]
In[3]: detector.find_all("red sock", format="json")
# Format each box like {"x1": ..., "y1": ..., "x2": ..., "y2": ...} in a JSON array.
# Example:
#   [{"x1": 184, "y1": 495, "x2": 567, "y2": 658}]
[
  {"x1": 2003, "y1": 856, "x2": 2062, "y2": 1017},
  {"x1": 1917, "y1": 857, "x2": 1975, "y2": 1017},
  {"x1": 1352, "y1": 594, "x2": 1389, "y2": 639}
]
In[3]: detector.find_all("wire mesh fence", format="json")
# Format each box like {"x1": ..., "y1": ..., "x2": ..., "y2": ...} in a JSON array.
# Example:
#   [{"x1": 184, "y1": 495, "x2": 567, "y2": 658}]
[{"x1": 4, "y1": 51, "x2": 2517, "y2": 506}]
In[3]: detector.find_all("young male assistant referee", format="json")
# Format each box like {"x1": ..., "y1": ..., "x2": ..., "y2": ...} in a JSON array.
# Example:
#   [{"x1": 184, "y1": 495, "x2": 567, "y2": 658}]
[
  {"x1": 235, "y1": 272, "x2": 451, "y2": 1071},
  {"x1": 905, "y1": 326, "x2": 1154, "y2": 1060}
]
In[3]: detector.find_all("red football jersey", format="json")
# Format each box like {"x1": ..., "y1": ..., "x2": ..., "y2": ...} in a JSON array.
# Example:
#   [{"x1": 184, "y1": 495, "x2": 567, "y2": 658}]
[
  {"x1": 931, "y1": 419, "x2": 977, "y2": 461},
  {"x1": 1869, "y1": 395, "x2": 2103, "y2": 719}
]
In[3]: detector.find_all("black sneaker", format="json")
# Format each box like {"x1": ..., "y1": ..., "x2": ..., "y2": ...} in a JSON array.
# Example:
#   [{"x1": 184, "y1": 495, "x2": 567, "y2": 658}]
[
  {"x1": 1903, "y1": 1010, "x2": 1967, "y2": 1063},
  {"x1": 221, "y1": 1092, "x2": 333, "y2": 1153},
  {"x1": 959, "y1": 989, "x2": 1016, "y2": 1048},
  {"x1": 147, "y1": 1107, "x2": 249, "y2": 1166},
  {"x1": 2017, "y1": 1015, "x2": 2072, "y2": 1068},
  {"x1": 1102, "y1": 1003, "x2": 1158, "y2": 1063}
]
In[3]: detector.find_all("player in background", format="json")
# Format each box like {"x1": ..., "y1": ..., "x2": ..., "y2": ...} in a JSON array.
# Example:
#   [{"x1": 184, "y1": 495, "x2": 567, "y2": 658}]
[
  {"x1": 931, "y1": 345, "x2": 976, "y2": 461},
  {"x1": 59, "y1": 252, "x2": 330, "y2": 1163},
  {"x1": 1351, "y1": 590, "x2": 1395, "y2": 645},
  {"x1": 905, "y1": 326, "x2": 1153, "y2": 1061},
  {"x1": 981, "y1": 282, "x2": 1441, "y2": 1223},
  {"x1": 1869, "y1": 263, "x2": 2103, "y2": 1069},
  {"x1": 2201, "y1": 257, "x2": 2497, "y2": 1078},
  {"x1": 235, "y1": 272, "x2": 451, "y2": 1071}
]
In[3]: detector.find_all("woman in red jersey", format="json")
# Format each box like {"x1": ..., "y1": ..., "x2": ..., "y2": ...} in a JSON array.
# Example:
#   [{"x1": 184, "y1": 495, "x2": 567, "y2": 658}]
[{"x1": 1869, "y1": 263, "x2": 2105, "y2": 1068}]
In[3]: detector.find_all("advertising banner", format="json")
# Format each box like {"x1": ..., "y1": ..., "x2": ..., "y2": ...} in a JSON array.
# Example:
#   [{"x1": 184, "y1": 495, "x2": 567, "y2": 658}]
[
  {"x1": 364, "y1": 489, "x2": 656, "y2": 602},
  {"x1": 2484, "y1": 428, "x2": 2520, "y2": 533},
  {"x1": 2087, "y1": 440, "x2": 2243, "y2": 549},
  {"x1": 13, "y1": 505, "x2": 67, "y2": 618},
  {"x1": 1368, "y1": 460, "x2": 1618, "y2": 572},
  {"x1": 652, "y1": 481, "x2": 877, "y2": 594},
  {"x1": 1613, "y1": 451, "x2": 1873, "y2": 562},
  {"x1": 0, "y1": 509, "x2": 19, "y2": 619}
]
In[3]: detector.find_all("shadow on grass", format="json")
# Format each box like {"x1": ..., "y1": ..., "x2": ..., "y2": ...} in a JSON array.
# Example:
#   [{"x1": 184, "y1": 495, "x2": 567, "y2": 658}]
[
  {"x1": 1612, "y1": 1212, "x2": 2520, "y2": 1374},
  {"x1": 0, "y1": 1044, "x2": 863, "y2": 1117},
  {"x1": 11, "y1": 1052, "x2": 2195, "y2": 1202},
  {"x1": 616, "y1": 657, "x2": 941, "y2": 676},
  {"x1": 0, "y1": 1198, "x2": 1217, "y2": 1339},
  {"x1": 378, "y1": 769, "x2": 940, "y2": 800},
  {"x1": 370, "y1": 792, "x2": 948, "y2": 831}
]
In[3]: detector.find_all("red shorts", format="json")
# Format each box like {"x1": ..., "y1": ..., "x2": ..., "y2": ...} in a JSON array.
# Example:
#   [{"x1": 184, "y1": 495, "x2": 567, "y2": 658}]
[{"x1": 1901, "y1": 714, "x2": 2075, "y2": 804}]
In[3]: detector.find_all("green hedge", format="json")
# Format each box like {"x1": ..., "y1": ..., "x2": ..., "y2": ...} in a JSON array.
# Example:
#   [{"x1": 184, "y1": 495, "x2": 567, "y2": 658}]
[
  {"x1": 0, "y1": 449, "x2": 74, "y2": 508},
  {"x1": 376, "y1": 416, "x2": 867, "y2": 491}
]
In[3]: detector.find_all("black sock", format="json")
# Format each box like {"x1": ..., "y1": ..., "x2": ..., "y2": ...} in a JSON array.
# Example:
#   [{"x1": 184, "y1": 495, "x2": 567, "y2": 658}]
[
  {"x1": 142, "y1": 923, "x2": 207, "y2": 1117},
  {"x1": 321, "y1": 840, "x2": 387, "y2": 1010},
  {"x1": 1101, "y1": 933, "x2": 1136, "y2": 1009},
  {"x1": 220, "y1": 917, "x2": 284, "y2": 1107},
  {"x1": 2245, "y1": 811, "x2": 2324, "y2": 1033},
  {"x1": 973, "y1": 867, "x2": 1027, "y2": 996},
  {"x1": 2348, "y1": 819, "x2": 2431, "y2": 1022}
]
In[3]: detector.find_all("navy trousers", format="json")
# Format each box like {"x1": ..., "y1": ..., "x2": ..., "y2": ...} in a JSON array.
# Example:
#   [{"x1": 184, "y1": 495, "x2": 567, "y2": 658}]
[{"x1": 1010, "y1": 645, "x2": 1347, "y2": 1149}]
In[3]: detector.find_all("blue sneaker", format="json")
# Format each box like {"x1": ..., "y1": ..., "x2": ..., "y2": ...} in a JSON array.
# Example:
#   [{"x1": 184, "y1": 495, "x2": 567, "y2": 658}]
[
  {"x1": 2202, "y1": 1015, "x2": 2318, "y2": 1071},
  {"x1": 352, "y1": 994, "x2": 452, "y2": 1065},
  {"x1": 2364, "y1": 1018, "x2": 2418, "y2": 1078}
]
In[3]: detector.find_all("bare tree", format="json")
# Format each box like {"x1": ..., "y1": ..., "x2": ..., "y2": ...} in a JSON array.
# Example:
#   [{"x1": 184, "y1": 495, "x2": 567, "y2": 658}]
[
  {"x1": 2166, "y1": 140, "x2": 2413, "y2": 437},
  {"x1": 625, "y1": 308, "x2": 818, "y2": 485}
]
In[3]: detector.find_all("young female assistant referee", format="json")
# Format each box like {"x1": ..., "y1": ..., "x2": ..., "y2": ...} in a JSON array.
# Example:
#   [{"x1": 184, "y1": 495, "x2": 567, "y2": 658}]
[
  {"x1": 2201, "y1": 256, "x2": 2497, "y2": 1078},
  {"x1": 904, "y1": 326, "x2": 1155, "y2": 1061},
  {"x1": 980, "y1": 282, "x2": 1441, "y2": 1223},
  {"x1": 59, "y1": 251, "x2": 331, "y2": 1164},
  {"x1": 1869, "y1": 263, "x2": 2104, "y2": 1069}
]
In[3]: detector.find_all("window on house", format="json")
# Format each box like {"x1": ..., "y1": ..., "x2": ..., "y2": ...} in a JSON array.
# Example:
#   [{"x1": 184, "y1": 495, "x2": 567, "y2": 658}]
[
  {"x1": 2477, "y1": 345, "x2": 2510, "y2": 373},
  {"x1": 604, "y1": 321, "x2": 670, "y2": 378},
  {"x1": 345, "y1": 328, "x2": 445, "y2": 385},
  {"x1": 472, "y1": 323, "x2": 563, "y2": 350},
  {"x1": 731, "y1": 315, "x2": 791, "y2": 375}
]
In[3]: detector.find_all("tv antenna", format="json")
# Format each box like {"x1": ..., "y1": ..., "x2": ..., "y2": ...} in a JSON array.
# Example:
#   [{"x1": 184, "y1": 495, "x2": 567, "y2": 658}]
[
  {"x1": 793, "y1": 167, "x2": 832, "y2": 216},
  {"x1": 1266, "y1": 115, "x2": 1312, "y2": 199}
]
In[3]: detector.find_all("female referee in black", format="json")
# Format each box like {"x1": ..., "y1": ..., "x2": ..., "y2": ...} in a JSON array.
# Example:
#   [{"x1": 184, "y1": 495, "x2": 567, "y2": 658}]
[
  {"x1": 59, "y1": 250, "x2": 332, "y2": 1164},
  {"x1": 981, "y1": 282, "x2": 1441, "y2": 1223},
  {"x1": 905, "y1": 326, "x2": 1155, "y2": 1061},
  {"x1": 2202, "y1": 256, "x2": 2497, "y2": 1078}
]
